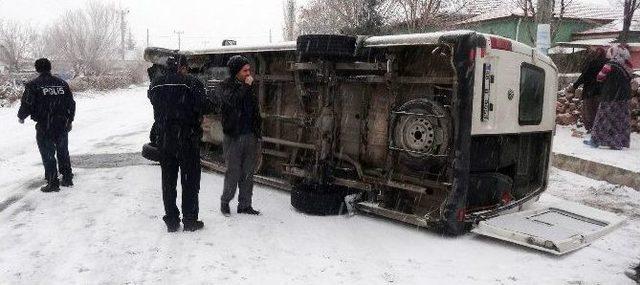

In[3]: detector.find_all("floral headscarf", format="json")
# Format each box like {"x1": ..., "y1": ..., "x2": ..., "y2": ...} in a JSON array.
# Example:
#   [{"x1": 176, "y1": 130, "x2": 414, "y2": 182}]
[
  {"x1": 606, "y1": 44, "x2": 632, "y2": 69},
  {"x1": 598, "y1": 44, "x2": 633, "y2": 82}
]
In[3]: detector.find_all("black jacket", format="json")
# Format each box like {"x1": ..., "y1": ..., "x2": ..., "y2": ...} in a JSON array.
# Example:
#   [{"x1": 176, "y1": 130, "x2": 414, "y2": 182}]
[
  {"x1": 573, "y1": 57, "x2": 607, "y2": 99},
  {"x1": 17, "y1": 73, "x2": 75, "y2": 134},
  {"x1": 599, "y1": 61, "x2": 632, "y2": 102},
  {"x1": 215, "y1": 78, "x2": 262, "y2": 138},
  {"x1": 148, "y1": 72, "x2": 209, "y2": 151}
]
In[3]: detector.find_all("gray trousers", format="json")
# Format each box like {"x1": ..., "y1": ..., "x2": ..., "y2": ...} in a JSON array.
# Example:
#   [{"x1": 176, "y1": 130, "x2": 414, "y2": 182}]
[{"x1": 221, "y1": 133, "x2": 257, "y2": 208}]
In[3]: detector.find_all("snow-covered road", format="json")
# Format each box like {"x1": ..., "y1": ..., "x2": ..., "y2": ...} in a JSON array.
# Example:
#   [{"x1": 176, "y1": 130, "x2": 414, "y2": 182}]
[{"x1": 0, "y1": 86, "x2": 638, "y2": 284}]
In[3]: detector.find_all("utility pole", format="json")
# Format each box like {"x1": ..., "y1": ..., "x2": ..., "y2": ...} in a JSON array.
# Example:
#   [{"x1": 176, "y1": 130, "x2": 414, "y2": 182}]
[
  {"x1": 119, "y1": 9, "x2": 130, "y2": 60},
  {"x1": 269, "y1": 29, "x2": 272, "y2": 43},
  {"x1": 202, "y1": 40, "x2": 210, "y2": 48},
  {"x1": 535, "y1": 0, "x2": 552, "y2": 54},
  {"x1": 146, "y1": 28, "x2": 149, "y2": 48},
  {"x1": 283, "y1": 0, "x2": 296, "y2": 41},
  {"x1": 174, "y1": 30, "x2": 184, "y2": 50}
]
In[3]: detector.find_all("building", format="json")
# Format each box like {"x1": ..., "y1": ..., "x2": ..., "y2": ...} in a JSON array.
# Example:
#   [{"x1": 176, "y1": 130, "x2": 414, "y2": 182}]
[
  {"x1": 556, "y1": 18, "x2": 640, "y2": 68},
  {"x1": 454, "y1": 0, "x2": 620, "y2": 47}
]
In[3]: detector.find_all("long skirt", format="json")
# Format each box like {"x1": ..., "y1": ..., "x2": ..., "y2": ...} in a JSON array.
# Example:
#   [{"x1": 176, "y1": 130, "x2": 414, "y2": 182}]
[{"x1": 591, "y1": 100, "x2": 631, "y2": 149}]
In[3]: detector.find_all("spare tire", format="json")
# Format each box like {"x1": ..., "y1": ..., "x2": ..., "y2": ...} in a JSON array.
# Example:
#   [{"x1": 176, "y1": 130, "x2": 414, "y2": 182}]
[
  {"x1": 291, "y1": 183, "x2": 353, "y2": 215},
  {"x1": 296, "y1": 35, "x2": 357, "y2": 58},
  {"x1": 141, "y1": 143, "x2": 160, "y2": 162},
  {"x1": 391, "y1": 98, "x2": 451, "y2": 172}
]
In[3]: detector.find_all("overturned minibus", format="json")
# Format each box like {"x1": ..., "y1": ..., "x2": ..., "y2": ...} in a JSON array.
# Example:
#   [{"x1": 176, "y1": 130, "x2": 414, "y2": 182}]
[{"x1": 143, "y1": 30, "x2": 624, "y2": 254}]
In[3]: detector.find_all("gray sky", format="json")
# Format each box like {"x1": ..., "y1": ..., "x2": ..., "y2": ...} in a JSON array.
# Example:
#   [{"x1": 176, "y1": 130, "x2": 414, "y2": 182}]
[
  {"x1": 0, "y1": 0, "x2": 620, "y2": 51},
  {"x1": 0, "y1": 0, "x2": 293, "y2": 50}
]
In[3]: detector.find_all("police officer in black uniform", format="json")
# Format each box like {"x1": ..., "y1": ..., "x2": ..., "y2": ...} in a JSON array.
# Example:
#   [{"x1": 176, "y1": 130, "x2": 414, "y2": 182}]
[
  {"x1": 18, "y1": 58, "x2": 75, "y2": 193},
  {"x1": 148, "y1": 55, "x2": 208, "y2": 232}
]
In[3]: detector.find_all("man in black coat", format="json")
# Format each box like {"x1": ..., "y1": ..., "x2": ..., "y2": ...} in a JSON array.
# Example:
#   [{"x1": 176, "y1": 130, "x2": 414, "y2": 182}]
[
  {"x1": 217, "y1": 55, "x2": 262, "y2": 216},
  {"x1": 18, "y1": 58, "x2": 75, "y2": 193},
  {"x1": 567, "y1": 47, "x2": 608, "y2": 132},
  {"x1": 148, "y1": 55, "x2": 208, "y2": 232}
]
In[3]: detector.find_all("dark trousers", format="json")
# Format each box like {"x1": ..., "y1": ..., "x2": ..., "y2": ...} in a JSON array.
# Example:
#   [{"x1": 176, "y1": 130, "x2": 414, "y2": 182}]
[
  {"x1": 160, "y1": 140, "x2": 201, "y2": 223},
  {"x1": 221, "y1": 133, "x2": 257, "y2": 209},
  {"x1": 36, "y1": 129, "x2": 72, "y2": 186},
  {"x1": 582, "y1": 97, "x2": 600, "y2": 132}
]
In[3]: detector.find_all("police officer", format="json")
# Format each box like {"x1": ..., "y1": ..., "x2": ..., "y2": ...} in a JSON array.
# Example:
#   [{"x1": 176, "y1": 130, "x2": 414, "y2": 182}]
[
  {"x1": 148, "y1": 55, "x2": 208, "y2": 232},
  {"x1": 18, "y1": 58, "x2": 75, "y2": 193},
  {"x1": 217, "y1": 55, "x2": 262, "y2": 217}
]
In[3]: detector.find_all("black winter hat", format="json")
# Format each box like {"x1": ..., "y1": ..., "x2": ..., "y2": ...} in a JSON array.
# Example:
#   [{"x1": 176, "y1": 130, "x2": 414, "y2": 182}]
[
  {"x1": 227, "y1": 55, "x2": 250, "y2": 77},
  {"x1": 35, "y1": 58, "x2": 51, "y2": 73}
]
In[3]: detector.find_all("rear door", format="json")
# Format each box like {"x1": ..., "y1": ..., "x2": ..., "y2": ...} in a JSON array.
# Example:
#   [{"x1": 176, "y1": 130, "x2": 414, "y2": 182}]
[{"x1": 472, "y1": 201, "x2": 625, "y2": 255}]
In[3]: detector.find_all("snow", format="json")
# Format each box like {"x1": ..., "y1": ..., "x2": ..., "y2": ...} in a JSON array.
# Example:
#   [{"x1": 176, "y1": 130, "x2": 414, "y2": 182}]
[
  {"x1": 0, "y1": 86, "x2": 639, "y2": 284},
  {"x1": 553, "y1": 125, "x2": 640, "y2": 173},
  {"x1": 0, "y1": 0, "x2": 289, "y2": 50}
]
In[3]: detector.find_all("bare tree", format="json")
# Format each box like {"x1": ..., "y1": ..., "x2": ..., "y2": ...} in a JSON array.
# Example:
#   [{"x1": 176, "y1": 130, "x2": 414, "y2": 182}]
[
  {"x1": 346, "y1": 0, "x2": 387, "y2": 34},
  {"x1": 30, "y1": 29, "x2": 58, "y2": 59},
  {"x1": 127, "y1": 28, "x2": 136, "y2": 51},
  {"x1": 48, "y1": 1, "x2": 120, "y2": 76},
  {"x1": 0, "y1": 20, "x2": 35, "y2": 72},
  {"x1": 298, "y1": 0, "x2": 345, "y2": 34},
  {"x1": 620, "y1": 0, "x2": 640, "y2": 43},
  {"x1": 283, "y1": 0, "x2": 297, "y2": 40},
  {"x1": 390, "y1": 0, "x2": 467, "y2": 32},
  {"x1": 298, "y1": 0, "x2": 395, "y2": 34}
]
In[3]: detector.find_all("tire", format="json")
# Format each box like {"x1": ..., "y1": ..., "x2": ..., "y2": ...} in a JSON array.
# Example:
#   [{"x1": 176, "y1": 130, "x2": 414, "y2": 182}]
[
  {"x1": 141, "y1": 143, "x2": 161, "y2": 162},
  {"x1": 296, "y1": 34, "x2": 357, "y2": 58},
  {"x1": 291, "y1": 183, "x2": 352, "y2": 216},
  {"x1": 391, "y1": 98, "x2": 451, "y2": 172}
]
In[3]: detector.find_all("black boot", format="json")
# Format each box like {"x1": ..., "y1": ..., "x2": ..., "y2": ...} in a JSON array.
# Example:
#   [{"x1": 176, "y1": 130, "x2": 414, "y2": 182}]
[
  {"x1": 237, "y1": 206, "x2": 261, "y2": 215},
  {"x1": 163, "y1": 216, "x2": 180, "y2": 232},
  {"x1": 40, "y1": 183, "x2": 60, "y2": 193},
  {"x1": 60, "y1": 176, "x2": 73, "y2": 187},
  {"x1": 183, "y1": 220, "x2": 204, "y2": 232},
  {"x1": 221, "y1": 202, "x2": 231, "y2": 217}
]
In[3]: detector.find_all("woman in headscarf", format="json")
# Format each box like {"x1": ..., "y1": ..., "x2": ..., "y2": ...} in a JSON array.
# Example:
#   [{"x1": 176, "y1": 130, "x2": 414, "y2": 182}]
[
  {"x1": 584, "y1": 44, "x2": 633, "y2": 150},
  {"x1": 567, "y1": 47, "x2": 608, "y2": 132}
]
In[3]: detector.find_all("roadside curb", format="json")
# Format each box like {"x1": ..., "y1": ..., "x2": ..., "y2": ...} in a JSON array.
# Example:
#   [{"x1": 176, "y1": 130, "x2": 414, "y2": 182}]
[{"x1": 552, "y1": 152, "x2": 640, "y2": 191}]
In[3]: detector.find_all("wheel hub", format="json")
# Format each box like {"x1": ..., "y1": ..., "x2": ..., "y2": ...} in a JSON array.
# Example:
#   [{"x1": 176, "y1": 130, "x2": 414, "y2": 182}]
[{"x1": 402, "y1": 117, "x2": 436, "y2": 153}]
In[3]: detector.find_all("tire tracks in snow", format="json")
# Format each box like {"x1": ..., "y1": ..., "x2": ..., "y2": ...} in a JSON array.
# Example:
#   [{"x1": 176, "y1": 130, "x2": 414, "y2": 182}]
[{"x1": 0, "y1": 178, "x2": 44, "y2": 214}]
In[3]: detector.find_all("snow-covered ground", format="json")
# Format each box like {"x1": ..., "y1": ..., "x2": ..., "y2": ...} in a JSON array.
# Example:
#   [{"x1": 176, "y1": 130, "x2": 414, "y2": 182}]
[
  {"x1": 0, "y1": 86, "x2": 639, "y2": 284},
  {"x1": 553, "y1": 125, "x2": 640, "y2": 173}
]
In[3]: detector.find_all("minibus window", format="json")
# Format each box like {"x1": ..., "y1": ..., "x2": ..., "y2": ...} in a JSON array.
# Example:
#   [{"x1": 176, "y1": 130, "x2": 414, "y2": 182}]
[{"x1": 519, "y1": 63, "x2": 545, "y2": 125}]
